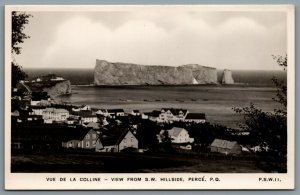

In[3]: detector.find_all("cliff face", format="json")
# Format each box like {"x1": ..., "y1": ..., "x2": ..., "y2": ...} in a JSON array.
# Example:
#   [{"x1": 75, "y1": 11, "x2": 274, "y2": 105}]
[
  {"x1": 221, "y1": 69, "x2": 234, "y2": 84},
  {"x1": 28, "y1": 80, "x2": 72, "y2": 98},
  {"x1": 44, "y1": 80, "x2": 72, "y2": 97},
  {"x1": 94, "y1": 60, "x2": 218, "y2": 85}
]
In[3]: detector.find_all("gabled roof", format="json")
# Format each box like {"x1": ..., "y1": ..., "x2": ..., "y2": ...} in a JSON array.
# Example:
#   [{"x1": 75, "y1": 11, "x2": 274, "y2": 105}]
[
  {"x1": 166, "y1": 127, "x2": 186, "y2": 137},
  {"x1": 185, "y1": 113, "x2": 206, "y2": 120},
  {"x1": 161, "y1": 108, "x2": 188, "y2": 116},
  {"x1": 210, "y1": 139, "x2": 238, "y2": 149},
  {"x1": 100, "y1": 130, "x2": 133, "y2": 147},
  {"x1": 62, "y1": 128, "x2": 95, "y2": 142}
]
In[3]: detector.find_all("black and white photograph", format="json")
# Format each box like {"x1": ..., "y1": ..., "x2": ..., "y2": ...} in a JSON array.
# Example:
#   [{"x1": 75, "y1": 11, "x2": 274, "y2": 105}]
[{"x1": 5, "y1": 5, "x2": 295, "y2": 190}]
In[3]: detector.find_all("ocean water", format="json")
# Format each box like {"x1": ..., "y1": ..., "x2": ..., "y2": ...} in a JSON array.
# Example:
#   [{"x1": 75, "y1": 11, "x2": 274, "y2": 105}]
[
  {"x1": 57, "y1": 85, "x2": 279, "y2": 129},
  {"x1": 23, "y1": 68, "x2": 285, "y2": 129},
  {"x1": 25, "y1": 68, "x2": 286, "y2": 86}
]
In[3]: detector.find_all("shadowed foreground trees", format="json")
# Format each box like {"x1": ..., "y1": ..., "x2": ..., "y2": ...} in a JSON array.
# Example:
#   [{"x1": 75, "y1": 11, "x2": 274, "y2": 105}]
[
  {"x1": 234, "y1": 55, "x2": 287, "y2": 162},
  {"x1": 11, "y1": 11, "x2": 32, "y2": 88}
]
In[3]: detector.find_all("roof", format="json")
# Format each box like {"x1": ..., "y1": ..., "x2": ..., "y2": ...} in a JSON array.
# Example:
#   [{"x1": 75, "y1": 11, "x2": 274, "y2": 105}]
[
  {"x1": 62, "y1": 129, "x2": 96, "y2": 142},
  {"x1": 53, "y1": 109, "x2": 69, "y2": 114},
  {"x1": 167, "y1": 127, "x2": 186, "y2": 137},
  {"x1": 100, "y1": 130, "x2": 131, "y2": 146},
  {"x1": 107, "y1": 109, "x2": 124, "y2": 113},
  {"x1": 210, "y1": 139, "x2": 238, "y2": 149},
  {"x1": 78, "y1": 110, "x2": 96, "y2": 117},
  {"x1": 161, "y1": 108, "x2": 188, "y2": 116},
  {"x1": 44, "y1": 108, "x2": 55, "y2": 112},
  {"x1": 132, "y1": 110, "x2": 140, "y2": 113},
  {"x1": 86, "y1": 122, "x2": 100, "y2": 129},
  {"x1": 145, "y1": 110, "x2": 161, "y2": 117},
  {"x1": 185, "y1": 113, "x2": 206, "y2": 120}
]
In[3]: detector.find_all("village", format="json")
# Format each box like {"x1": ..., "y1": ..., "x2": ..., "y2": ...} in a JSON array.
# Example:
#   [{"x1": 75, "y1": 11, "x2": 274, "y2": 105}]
[{"x1": 11, "y1": 75, "x2": 258, "y2": 157}]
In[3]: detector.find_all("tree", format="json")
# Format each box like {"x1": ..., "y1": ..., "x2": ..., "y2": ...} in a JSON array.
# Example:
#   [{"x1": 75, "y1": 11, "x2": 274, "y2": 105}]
[
  {"x1": 11, "y1": 11, "x2": 32, "y2": 88},
  {"x1": 233, "y1": 55, "x2": 287, "y2": 159}
]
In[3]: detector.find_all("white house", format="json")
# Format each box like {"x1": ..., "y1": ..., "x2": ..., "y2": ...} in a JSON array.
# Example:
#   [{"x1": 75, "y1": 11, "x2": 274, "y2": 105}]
[
  {"x1": 107, "y1": 109, "x2": 125, "y2": 118},
  {"x1": 96, "y1": 109, "x2": 110, "y2": 117},
  {"x1": 72, "y1": 104, "x2": 91, "y2": 112},
  {"x1": 159, "y1": 108, "x2": 189, "y2": 122},
  {"x1": 78, "y1": 111, "x2": 98, "y2": 124},
  {"x1": 31, "y1": 106, "x2": 45, "y2": 116},
  {"x1": 158, "y1": 127, "x2": 194, "y2": 144},
  {"x1": 42, "y1": 108, "x2": 69, "y2": 122},
  {"x1": 50, "y1": 77, "x2": 64, "y2": 81},
  {"x1": 131, "y1": 110, "x2": 141, "y2": 116}
]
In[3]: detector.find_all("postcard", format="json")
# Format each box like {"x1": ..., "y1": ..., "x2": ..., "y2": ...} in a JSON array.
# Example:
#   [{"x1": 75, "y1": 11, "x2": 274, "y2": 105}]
[{"x1": 4, "y1": 5, "x2": 295, "y2": 190}]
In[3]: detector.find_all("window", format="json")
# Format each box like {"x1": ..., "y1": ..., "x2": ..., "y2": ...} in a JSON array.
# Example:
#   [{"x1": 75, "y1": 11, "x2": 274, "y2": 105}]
[
  {"x1": 92, "y1": 134, "x2": 97, "y2": 139},
  {"x1": 92, "y1": 141, "x2": 96, "y2": 146},
  {"x1": 85, "y1": 134, "x2": 90, "y2": 139},
  {"x1": 86, "y1": 141, "x2": 90, "y2": 148},
  {"x1": 131, "y1": 137, "x2": 134, "y2": 142}
]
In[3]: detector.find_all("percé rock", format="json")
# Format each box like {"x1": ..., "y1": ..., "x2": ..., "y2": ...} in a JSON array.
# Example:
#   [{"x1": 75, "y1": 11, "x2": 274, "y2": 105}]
[
  {"x1": 44, "y1": 80, "x2": 72, "y2": 97},
  {"x1": 221, "y1": 69, "x2": 234, "y2": 84},
  {"x1": 94, "y1": 60, "x2": 218, "y2": 85}
]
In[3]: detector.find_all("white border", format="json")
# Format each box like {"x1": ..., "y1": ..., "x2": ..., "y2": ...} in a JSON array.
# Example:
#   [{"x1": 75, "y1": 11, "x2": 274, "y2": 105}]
[{"x1": 4, "y1": 5, "x2": 295, "y2": 190}]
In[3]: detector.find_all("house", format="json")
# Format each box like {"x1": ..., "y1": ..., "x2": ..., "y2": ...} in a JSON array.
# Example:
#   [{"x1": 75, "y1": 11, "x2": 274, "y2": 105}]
[
  {"x1": 42, "y1": 108, "x2": 69, "y2": 122},
  {"x1": 143, "y1": 110, "x2": 161, "y2": 122},
  {"x1": 96, "y1": 109, "x2": 110, "y2": 117},
  {"x1": 210, "y1": 139, "x2": 242, "y2": 155},
  {"x1": 159, "y1": 108, "x2": 189, "y2": 122},
  {"x1": 31, "y1": 100, "x2": 41, "y2": 106},
  {"x1": 62, "y1": 129, "x2": 99, "y2": 149},
  {"x1": 131, "y1": 110, "x2": 141, "y2": 116},
  {"x1": 36, "y1": 77, "x2": 42, "y2": 82},
  {"x1": 184, "y1": 113, "x2": 206, "y2": 123},
  {"x1": 50, "y1": 77, "x2": 64, "y2": 81},
  {"x1": 158, "y1": 127, "x2": 194, "y2": 144},
  {"x1": 107, "y1": 109, "x2": 125, "y2": 118},
  {"x1": 78, "y1": 110, "x2": 98, "y2": 124},
  {"x1": 66, "y1": 116, "x2": 78, "y2": 125},
  {"x1": 96, "y1": 130, "x2": 138, "y2": 152},
  {"x1": 11, "y1": 110, "x2": 20, "y2": 116},
  {"x1": 31, "y1": 106, "x2": 45, "y2": 116},
  {"x1": 72, "y1": 104, "x2": 91, "y2": 112}
]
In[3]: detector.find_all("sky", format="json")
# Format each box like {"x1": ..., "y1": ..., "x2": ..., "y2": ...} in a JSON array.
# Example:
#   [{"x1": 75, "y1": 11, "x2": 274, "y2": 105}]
[{"x1": 14, "y1": 10, "x2": 287, "y2": 70}]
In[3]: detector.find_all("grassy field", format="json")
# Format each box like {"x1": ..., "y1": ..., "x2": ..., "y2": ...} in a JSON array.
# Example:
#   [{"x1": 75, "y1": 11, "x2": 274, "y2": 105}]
[{"x1": 11, "y1": 151, "x2": 265, "y2": 173}]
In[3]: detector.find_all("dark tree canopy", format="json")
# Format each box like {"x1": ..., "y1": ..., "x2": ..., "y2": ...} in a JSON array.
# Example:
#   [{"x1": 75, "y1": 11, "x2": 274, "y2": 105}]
[
  {"x1": 11, "y1": 11, "x2": 32, "y2": 88},
  {"x1": 12, "y1": 11, "x2": 32, "y2": 55},
  {"x1": 233, "y1": 55, "x2": 287, "y2": 159}
]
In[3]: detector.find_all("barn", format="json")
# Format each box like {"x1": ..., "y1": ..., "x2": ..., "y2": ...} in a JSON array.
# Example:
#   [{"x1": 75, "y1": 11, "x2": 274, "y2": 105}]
[{"x1": 210, "y1": 139, "x2": 242, "y2": 155}]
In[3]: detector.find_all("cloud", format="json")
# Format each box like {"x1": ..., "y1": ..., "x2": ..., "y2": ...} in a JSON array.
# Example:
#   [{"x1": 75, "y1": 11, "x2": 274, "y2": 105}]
[{"x1": 17, "y1": 11, "x2": 287, "y2": 70}]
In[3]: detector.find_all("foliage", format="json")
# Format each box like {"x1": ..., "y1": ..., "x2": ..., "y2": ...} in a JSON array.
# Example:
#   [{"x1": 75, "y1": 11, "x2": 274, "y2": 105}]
[
  {"x1": 136, "y1": 120, "x2": 160, "y2": 150},
  {"x1": 11, "y1": 11, "x2": 32, "y2": 88},
  {"x1": 12, "y1": 61, "x2": 27, "y2": 88},
  {"x1": 12, "y1": 11, "x2": 32, "y2": 55},
  {"x1": 233, "y1": 55, "x2": 287, "y2": 159}
]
